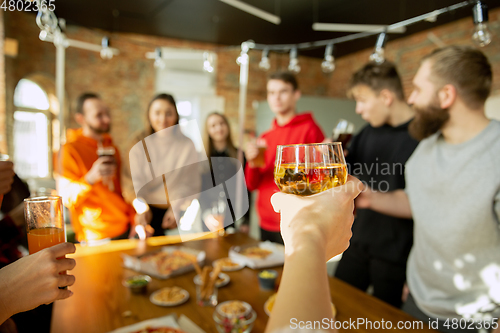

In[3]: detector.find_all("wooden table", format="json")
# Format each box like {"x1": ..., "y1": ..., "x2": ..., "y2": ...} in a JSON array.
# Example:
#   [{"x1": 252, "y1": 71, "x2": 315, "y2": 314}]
[{"x1": 51, "y1": 233, "x2": 435, "y2": 332}]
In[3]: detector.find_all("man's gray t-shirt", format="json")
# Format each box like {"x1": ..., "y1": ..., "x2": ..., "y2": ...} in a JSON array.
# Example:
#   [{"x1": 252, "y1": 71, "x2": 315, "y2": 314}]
[{"x1": 405, "y1": 120, "x2": 500, "y2": 321}]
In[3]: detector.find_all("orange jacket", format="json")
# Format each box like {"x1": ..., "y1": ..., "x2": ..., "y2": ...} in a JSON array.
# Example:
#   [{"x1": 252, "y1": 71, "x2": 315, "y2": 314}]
[{"x1": 59, "y1": 129, "x2": 135, "y2": 241}]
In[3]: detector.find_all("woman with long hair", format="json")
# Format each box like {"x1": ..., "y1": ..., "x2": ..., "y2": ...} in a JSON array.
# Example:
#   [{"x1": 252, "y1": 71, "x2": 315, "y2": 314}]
[
  {"x1": 201, "y1": 112, "x2": 250, "y2": 233},
  {"x1": 122, "y1": 93, "x2": 200, "y2": 236}
]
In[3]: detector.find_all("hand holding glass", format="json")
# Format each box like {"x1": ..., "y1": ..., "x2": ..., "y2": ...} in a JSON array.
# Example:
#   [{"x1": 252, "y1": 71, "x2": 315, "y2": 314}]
[
  {"x1": 274, "y1": 143, "x2": 347, "y2": 196},
  {"x1": 24, "y1": 196, "x2": 67, "y2": 288}
]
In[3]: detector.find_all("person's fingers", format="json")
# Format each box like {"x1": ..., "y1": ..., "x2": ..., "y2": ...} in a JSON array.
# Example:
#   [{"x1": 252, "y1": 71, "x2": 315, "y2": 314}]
[
  {"x1": 145, "y1": 225, "x2": 155, "y2": 237},
  {"x1": 54, "y1": 288, "x2": 74, "y2": 301},
  {"x1": 57, "y1": 274, "x2": 76, "y2": 288},
  {"x1": 270, "y1": 192, "x2": 284, "y2": 213},
  {"x1": 57, "y1": 257, "x2": 76, "y2": 272},
  {"x1": 97, "y1": 156, "x2": 115, "y2": 164},
  {"x1": 343, "y1": 175, "x2": 363, "y2": 199},
  {"x1": 48, "y1": 242, "x2": 76, "y2": 258}
]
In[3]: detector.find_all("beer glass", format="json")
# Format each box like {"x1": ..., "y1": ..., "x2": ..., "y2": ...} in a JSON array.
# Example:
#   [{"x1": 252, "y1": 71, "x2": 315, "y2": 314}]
[
  {"x1": 97, "y1": 145, "x2": 116, "y2": 191},
  {"x1": 332, "y1": 119, "x2": 354, "y2": 150},
  {"x1": 274, "y1": 143, "x2": 347, "y2": 196},
  {"x1": 25, "y1": 196, "x2": 66, "y2": 254},
  {"x1": 249, "y1": 138, "x2": 267, "y2": 168}
]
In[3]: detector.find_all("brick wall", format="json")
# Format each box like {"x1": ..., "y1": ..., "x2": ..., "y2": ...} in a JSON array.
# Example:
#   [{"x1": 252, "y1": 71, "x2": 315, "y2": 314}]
[
  {"x1": 0, "y1": 11, "x2": 5, "y2": 153},
  {"x1": 3, "y1": 8, "x2": 500, "y2": 157}
]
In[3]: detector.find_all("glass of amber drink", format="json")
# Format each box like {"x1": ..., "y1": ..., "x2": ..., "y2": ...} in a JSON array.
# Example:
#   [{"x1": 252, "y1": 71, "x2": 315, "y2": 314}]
[
  {"x1": 25, "y1": 196, "x2": 66, "y2": 254},
  {"x1": 274, "y1": 143, "x2": 347, "y2": 196}
]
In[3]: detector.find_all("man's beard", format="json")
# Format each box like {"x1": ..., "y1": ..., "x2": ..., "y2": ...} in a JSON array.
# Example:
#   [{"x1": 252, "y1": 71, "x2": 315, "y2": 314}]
[
  {"x1": 409, "y1": 97, "x2": 449, "y2": 141},
  {"x1": 88, "y1": 124, "x2": 110, "y2": 134}
]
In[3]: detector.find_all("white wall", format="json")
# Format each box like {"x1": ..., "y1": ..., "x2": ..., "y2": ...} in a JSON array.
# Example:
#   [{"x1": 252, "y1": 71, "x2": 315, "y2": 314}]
[
  {"x1": 155, "y1": 47, "x2": 225, "y2": 153},
  {"x1": 486, "y1": 94, "x2": 500, "y2": 121}
]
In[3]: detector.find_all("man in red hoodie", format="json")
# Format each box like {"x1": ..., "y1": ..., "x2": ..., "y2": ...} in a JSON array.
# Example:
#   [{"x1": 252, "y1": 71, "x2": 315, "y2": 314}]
[{"x1": 245, "y1": 72, "x2": 324, "y2": 243}]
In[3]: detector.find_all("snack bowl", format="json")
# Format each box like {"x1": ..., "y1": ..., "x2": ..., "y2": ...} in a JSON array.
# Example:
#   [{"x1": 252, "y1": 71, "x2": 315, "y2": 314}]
[
  {"x1": 213, "y1": 300, "x2": 256, "y2": 333},
  {"x1": 123, "y1": 275, "x2": 151, "y2": 294},
  {"x1": 258, "y1": 269, "x2": 277, "y2": 290}
]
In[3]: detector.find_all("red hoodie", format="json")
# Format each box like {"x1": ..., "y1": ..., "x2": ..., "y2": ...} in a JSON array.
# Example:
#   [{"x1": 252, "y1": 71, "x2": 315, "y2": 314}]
[{"x1": 245, "y1": 112, "x2": 324, "y2": 231}]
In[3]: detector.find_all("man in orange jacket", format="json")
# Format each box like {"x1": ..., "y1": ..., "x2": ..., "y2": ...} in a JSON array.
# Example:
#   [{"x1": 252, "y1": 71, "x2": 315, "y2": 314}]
[{"x1": 59, "y1": 93, "x2": 137, "y2": 242}]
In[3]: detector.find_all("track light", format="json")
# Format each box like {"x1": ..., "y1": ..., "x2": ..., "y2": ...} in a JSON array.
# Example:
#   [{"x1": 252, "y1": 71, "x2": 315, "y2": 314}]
[
  {"x1": 321, "y1": 44, "x2": 335, "y2": 73},
  {"x1": 154, "y1": 47, "x2": 166, "y2": 69},
  {"x1": 472, "y1": 1, "x2": 492, "y2": 47},
  {"x1": 369, "y1": 32, "x2": 387, "y2": 64},
  {"x1": 259, "y1": 49, "x2": 271, "y2": 71},
  {"x1": 236, "y1": 42, "x2": 250, "y2": 66},
  {"x1": 288, "y1": 47, "x2": 300, "y2": 74},
  {"x1": 100, "y1": 37, "x2": 113, "y2": 60},
  {"x1": 203, "y1": 52, "x2": 214, "y2": 73},
  {"x1": 36, "y1": 8, "x2": 58, "y2": 41}
]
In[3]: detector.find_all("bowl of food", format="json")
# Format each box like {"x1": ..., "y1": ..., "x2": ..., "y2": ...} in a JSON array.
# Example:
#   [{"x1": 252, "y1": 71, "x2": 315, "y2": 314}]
[
  {"x1": 213, "y1": 300, "x2": 256, "y2": 333},
  {"x1": 123, "y1": 275, "x2": 151, "y2": 294},
  {"x1": 258, "y1": 269, "x2": 277, "y2": 290}
]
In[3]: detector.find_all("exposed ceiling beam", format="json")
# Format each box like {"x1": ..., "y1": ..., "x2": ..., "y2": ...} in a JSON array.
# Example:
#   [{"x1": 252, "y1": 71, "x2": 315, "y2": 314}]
[
  {"x1": 312, "y1": 23, "x2": 407, "y2": 33},
  {"x1": 219, "y1": 0, "x2": 281, "y2": 25}
]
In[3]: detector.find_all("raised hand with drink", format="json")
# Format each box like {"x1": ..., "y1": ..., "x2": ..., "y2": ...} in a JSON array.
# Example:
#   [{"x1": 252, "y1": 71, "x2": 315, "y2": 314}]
[
  {"x1": 245, "y1": 138, "x2": 267, "y2": 168},
  {"x1": 332, "y1": 119, "x2": 355, "y2": 150},
  {"x1": 24, "y1": 196, "x2": 69, "y2": 289},
  {"x1": 96, "y1": 145, "x2": 116, "y2": 191},
  {"x1": 274, "y1": 143, "x2": 347, "y2": 196},
  {"x1": 25, "y1": 196, "x2": 66, "y2": 254},
  {"x1": 84, "y1": 155, "x2": 116, "y2": 186}
]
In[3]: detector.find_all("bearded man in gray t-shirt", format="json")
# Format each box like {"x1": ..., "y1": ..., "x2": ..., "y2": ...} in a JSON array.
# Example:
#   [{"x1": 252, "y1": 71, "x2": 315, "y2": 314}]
[{"x1": 356, "y1": 46, "x2": 500, "y2": 333}]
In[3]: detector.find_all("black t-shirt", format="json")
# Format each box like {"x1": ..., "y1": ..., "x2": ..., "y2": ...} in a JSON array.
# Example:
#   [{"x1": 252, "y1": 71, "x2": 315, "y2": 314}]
[
  {"x1": 346, "y1": 120, "x2": 419, "y2": 264},
  {"x1": 200, "y1": 149, "x2": 250, "y2": 227}
]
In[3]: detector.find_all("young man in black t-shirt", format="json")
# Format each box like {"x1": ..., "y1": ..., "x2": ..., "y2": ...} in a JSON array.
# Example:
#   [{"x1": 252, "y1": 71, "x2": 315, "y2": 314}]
[{"x1": 334, "y1": 61, "x2": 418, "y2": 308}]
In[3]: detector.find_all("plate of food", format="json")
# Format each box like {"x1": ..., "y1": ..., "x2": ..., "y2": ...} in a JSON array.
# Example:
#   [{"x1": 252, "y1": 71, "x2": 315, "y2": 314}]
[
  {"x1": 264, "y1": 293, "x2": 336, "y2": 317},
  {"x1": 229, "y1": 242, "x2": 285, "y2": 269},
  {"x1": 150, "y1": 287, "x2": 190, "y2": 307},
  {"x1": 213, "y1": 257, "x2": 244, "y2": 272},
  {"x1": 239, "y1": 247, "x2": 273, "y2": 259},
  {"x1": 193, "y1": 272, "x2": 230, "y2": 288},
  {"x1": 122, "y1": 246, "x2": 205, "y2": 279}
]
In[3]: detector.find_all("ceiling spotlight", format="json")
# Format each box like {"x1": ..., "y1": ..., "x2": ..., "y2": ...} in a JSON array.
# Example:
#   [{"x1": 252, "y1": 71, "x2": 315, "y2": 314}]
[
  {"x1": 472, "y1": 1, "x2": 492, "y2": 47},
  {"x1": 288, "y1": 47, "x2": 300, "y2": 74},
  {"x1": 236, "y1": 42, "x2": 250, "y2": 66},
  {"x1": 321, "y1": 44, "x2": 335, "y2": 73},
  {"x1": 259, "y1": 49, "x2": 271, "y2": 71},
  {"x1": 154, "y1": 47, "x2": 166, "y2": 69},
  {"x1": 100, "y1": 37, "x2": 113, "y2": 60},
  {"x1": 36, "y1": 8, "x2": 58, "y2": 41},
  {"x1": 369, "y1": 32, "x2": 387, "y2": 64},
  {"x1": 203, "y1": 52, "x2": 214, "y2": 73}
]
